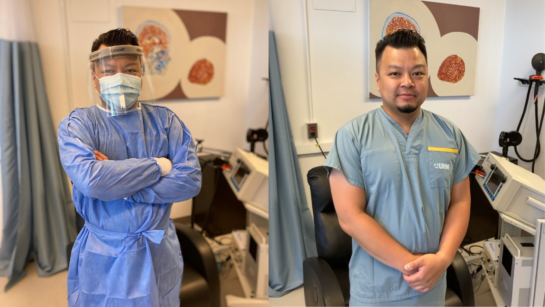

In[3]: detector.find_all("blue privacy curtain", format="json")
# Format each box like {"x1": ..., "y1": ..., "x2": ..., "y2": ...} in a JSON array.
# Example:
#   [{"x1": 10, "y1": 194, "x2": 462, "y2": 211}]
[
  {"x1": 0, "y1": 0, "x2": 77, "y2": 290},
  {"x1": 269, "y1": 31, "x2": 317, "y2": 297}
]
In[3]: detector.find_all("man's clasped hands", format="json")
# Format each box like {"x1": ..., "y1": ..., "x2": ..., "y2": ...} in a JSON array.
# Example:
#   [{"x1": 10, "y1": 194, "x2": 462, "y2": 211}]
[{"x1": 402, "y1": 252, "x2": 451, "y2": 293}]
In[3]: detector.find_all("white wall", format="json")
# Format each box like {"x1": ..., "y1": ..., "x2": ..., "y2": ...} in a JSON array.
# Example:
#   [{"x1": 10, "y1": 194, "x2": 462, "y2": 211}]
[
  {"x1": 270, "y1": 0, "x2": 508, "y2": 213},
  {"x1": 30, "y1": 0, "x2": 267, "y2": 219},
  {"x1": 245, "y1": 0, "x2": 270, "y2": 158},
  {"x1": 495, "y1": 0, "x2": 545, "y2": 179},
  {"x1": 30, "y1": 0, "x2": 72, "y2": 141}
]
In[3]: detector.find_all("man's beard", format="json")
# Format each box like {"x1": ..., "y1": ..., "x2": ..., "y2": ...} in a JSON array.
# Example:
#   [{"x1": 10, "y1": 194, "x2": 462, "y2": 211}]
[{"x1": 397, "y1": 105, "x2": 418, "y2": 114}]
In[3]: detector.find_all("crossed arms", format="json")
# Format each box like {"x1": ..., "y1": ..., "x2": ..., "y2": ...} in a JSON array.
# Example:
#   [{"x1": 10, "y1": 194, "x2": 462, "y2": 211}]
[
  {"x1": 329, "y1": 168, "x2": 471, "y2": 292},
  {"x1": 58, "y1": 112, "x2": 201, "y2": 203}
]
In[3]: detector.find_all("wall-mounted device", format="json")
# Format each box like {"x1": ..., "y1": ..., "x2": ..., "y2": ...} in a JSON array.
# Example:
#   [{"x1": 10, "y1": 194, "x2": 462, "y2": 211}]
[
  {"x1": 499, "y1": 131, "x2": 522, "y2": 158},
  {"x1": 246, "y1": 129, "x2": 268, "y2": 153},
  {"x1": 532, "y1": 53, "x2": 545, "y2": 76},
  {"x1": 512, "y1": 53, "x2": 545, "y2": 173},
  {"x1": 307, "y1": 123, "x2": 318, "y2": 139}
]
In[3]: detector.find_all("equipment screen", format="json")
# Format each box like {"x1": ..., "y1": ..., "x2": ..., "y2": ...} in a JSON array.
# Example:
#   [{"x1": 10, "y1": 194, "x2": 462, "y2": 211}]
[
  {"x1": 486, "y1": 168, "x2": 505, "y2": 195},
  {"x1": 233, "y1": 161, "x2": 251, "y2": 188},
  {"x1": 502, "y1": 244, "x2": 513, "y2": 277},
  {"x1": 249, "y1": 234, "x2": 257, "y2": 261}
]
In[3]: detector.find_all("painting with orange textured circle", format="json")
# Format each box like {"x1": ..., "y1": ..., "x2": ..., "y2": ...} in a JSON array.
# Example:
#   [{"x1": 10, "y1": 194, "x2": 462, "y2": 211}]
[
  {"x1": 123, "y1": 7, "x2": 227, "y2": 100},
  {"x1": 188, "y1": 59, "x2": 214, "y2": 85},
  {"x1": 437, "y1": 55, "x2": 465, "y2": 83},
  {"x1": 383, "y1": 13, "x2": 420, "y2": 37},
  {"x1": 369, "y1": 0, "x2": 480, "y2": 97}
]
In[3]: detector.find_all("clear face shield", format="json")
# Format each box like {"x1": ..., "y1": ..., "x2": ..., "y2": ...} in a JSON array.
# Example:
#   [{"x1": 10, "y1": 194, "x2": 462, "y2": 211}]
[{"x1": 89, "y1": 45, "x2": 155, "y2": 116}]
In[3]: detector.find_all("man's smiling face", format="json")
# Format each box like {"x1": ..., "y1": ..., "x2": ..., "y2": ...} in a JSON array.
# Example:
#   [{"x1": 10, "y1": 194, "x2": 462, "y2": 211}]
[{"x1": 375, "y1": 45, "x2": 428, "y2": 115}]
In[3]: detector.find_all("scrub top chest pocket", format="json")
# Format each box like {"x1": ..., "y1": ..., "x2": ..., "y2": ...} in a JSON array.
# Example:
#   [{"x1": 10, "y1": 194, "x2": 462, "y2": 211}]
[
  {"x1": 428, "y1": 147, "x2": 457, "y2": 188},
  {"x1": 362, "y1": 147, "x2": 401, "y2": 191}
]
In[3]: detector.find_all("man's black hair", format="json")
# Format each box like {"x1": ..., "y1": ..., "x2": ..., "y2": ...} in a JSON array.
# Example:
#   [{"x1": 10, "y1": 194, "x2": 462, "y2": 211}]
[
  {"x1": 375, "y1": 29, "x2": 427, "y2": 72},
  {"x1": 91, "y1": 28, "x2": 139, "y2": 52}
]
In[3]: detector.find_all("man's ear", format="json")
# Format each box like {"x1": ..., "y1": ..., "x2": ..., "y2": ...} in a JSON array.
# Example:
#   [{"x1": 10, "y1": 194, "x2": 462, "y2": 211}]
[{"x1": 375, "y1": 71, "x2": 380, "y2": 92}]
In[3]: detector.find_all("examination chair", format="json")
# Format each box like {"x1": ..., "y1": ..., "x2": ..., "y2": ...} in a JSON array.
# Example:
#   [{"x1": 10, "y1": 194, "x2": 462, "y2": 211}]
[
  {"x1": 66, "y1": 214, "x2": 220, "y2": 307},
  {"x1": 174, "y1": 221, "x2": 220, "y2": 307},
  {"x1": 303, "y1": 166, "x2": 475, "y2": 306}
]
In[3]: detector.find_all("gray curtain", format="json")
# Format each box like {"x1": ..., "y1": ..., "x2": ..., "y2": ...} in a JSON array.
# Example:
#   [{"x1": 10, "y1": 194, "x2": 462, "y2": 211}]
[
  {"x1": 0, "y1": 39, "x2": 77, "y2": 290},
  {"x1": 269, "y1": 31, "x2": 317, "y2": 297}
]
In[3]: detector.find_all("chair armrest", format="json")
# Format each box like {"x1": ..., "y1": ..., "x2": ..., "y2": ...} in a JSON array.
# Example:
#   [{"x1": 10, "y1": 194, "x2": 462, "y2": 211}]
[
  {"x1": 303, "y1": 257, "x2": 346, "y2": 306},
  {"x1": 446, "y1": 251, "x2": 475, "y2": 306},
  {"x1": 174, "y1": 222, "x2": 220, "y2": 307}
]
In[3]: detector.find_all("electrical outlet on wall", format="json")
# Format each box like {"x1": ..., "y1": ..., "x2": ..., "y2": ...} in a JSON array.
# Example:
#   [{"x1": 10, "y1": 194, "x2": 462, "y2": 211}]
[{"x1": 307, "y1": 123, "x2": 318, "y2": 139}]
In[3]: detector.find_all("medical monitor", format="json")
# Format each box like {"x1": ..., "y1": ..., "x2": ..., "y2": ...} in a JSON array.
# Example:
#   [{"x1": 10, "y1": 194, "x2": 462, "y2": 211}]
[
  {"x1": 465, "y1": 173, "x2": 499, "y2": 245},
  {"x1": 463, "y1": 153, "x2": 514, "y2": 245},
  {"x1": 475, "y1": 153, "x2": 545, "y2": 228},
  {"x1": 232, "y1": 161, "x2": 251, "y2": 190},
  {"x1": 224, "y1": 148, "x2": 268, "y2": 214},
  {"x1": 486, "y1": 167, "x2": 506, "y2": 196}
]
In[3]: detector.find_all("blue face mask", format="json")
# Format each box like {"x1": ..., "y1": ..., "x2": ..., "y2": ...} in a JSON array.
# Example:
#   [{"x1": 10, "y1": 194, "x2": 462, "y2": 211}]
[{"x1": 96, "y1": 73, "x2": 141, "y2": 111}]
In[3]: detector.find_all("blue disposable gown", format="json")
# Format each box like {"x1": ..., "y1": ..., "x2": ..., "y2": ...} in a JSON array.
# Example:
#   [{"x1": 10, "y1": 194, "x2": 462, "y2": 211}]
[{"x1": 57, "y1": 104, "x2": 201, "y2": 306}]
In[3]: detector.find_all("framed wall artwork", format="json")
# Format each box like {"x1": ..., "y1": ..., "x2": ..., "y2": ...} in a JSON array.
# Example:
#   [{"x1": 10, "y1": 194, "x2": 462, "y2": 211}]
[{"x1": 123, "y1": 6, "x2": 227, "y2": 100}]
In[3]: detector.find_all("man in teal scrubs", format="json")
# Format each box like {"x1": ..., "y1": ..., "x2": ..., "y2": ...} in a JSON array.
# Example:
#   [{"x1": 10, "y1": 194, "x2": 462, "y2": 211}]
[{"x1": 325, "y1": 29, "x2": 480, "y2": 306}]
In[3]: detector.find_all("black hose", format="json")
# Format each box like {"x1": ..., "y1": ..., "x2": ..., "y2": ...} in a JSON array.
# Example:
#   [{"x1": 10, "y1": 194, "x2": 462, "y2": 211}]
[
  {"x1": 514, "y1": 80, "x2": 535, "y2": 162},
  {"x1": 513, "y1": 79, "x2": 544, "y2": 172},
  {"x1": 532, "y1": 92, "x2": 545, "y2": 171}
]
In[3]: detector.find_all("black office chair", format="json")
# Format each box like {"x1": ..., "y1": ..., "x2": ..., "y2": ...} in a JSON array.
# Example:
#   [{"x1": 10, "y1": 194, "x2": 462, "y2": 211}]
[
  {"x1": 303, "y1": 166, "x2": 475, "y2": 306},
  {"x1": 66, "y1": 215, "x2": 220, "y2": 307},
  {"x1": 175, "y1": 222, "x2": 220, "y2": 307}
]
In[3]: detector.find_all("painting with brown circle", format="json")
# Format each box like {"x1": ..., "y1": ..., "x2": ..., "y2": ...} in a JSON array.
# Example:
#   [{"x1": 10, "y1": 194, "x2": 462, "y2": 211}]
[
  {"x1": 384, "y1": 15, "x2": 420, "y2": 36},
  {"x1": 123, "y1": 7, "x2": 227, "y2": 100},
  {"x1": 188, "y1": 59, "x2": 214, "y2": 85},
  {"x1": 369, "y1": 0, "x2": 480, "y2": 98},
  {"x1": 437, "y1": 55, "x2": 465, "y2": 83}
]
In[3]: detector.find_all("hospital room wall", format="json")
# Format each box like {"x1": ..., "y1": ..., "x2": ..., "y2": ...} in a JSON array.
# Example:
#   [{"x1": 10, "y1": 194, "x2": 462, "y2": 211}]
[
  {"x1": 245, "y1": 0, "x2": 270, "y2": 158},
  {"x1": 29, "y1": 0, "x2": 268, "y2": 219},
  {"x1": 270, "y1": 0, "x2": 508, "y2": 215},
  {"x1": 494, "y1": 0, "x2": 545, "y2": 179}
]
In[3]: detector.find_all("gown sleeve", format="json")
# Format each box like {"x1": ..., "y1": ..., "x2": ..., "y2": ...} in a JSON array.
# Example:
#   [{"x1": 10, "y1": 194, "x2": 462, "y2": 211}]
[
  {"x1": 58, "y1": 110, "x2": 162, "y2": 201},
  {"x1": 125, "y1": 111, "x2": 202, "y2": 204}
]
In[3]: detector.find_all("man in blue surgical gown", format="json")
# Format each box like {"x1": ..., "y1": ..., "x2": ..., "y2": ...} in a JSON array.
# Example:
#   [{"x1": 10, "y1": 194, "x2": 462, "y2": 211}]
[
  {"x1": 58, "y1": 29, "x2": 201, "y2": 306},
  {"x1": 326, "y1": 30, "x2": 480, "y2": 306}
]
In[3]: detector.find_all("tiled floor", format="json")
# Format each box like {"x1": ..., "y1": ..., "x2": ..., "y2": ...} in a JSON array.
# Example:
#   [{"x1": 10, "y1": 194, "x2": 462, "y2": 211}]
[
  {"x1": 269, "y1": 287, "x2": 305, "y2": 307},
  {"x1": 0, "y1": 255, "x2": 245, "y2": 307},
  {"x1": 268, "y1": 279, "x2": 497, "y2": 307},
  {"x1": 0, "y1": 261, "x2": 69, "y2": 307}
]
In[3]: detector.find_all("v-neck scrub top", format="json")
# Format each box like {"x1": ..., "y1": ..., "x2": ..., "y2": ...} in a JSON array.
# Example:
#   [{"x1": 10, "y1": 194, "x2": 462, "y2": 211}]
[{"x1": 325, "y1": 107, "x2": 479, "y2": 303}]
